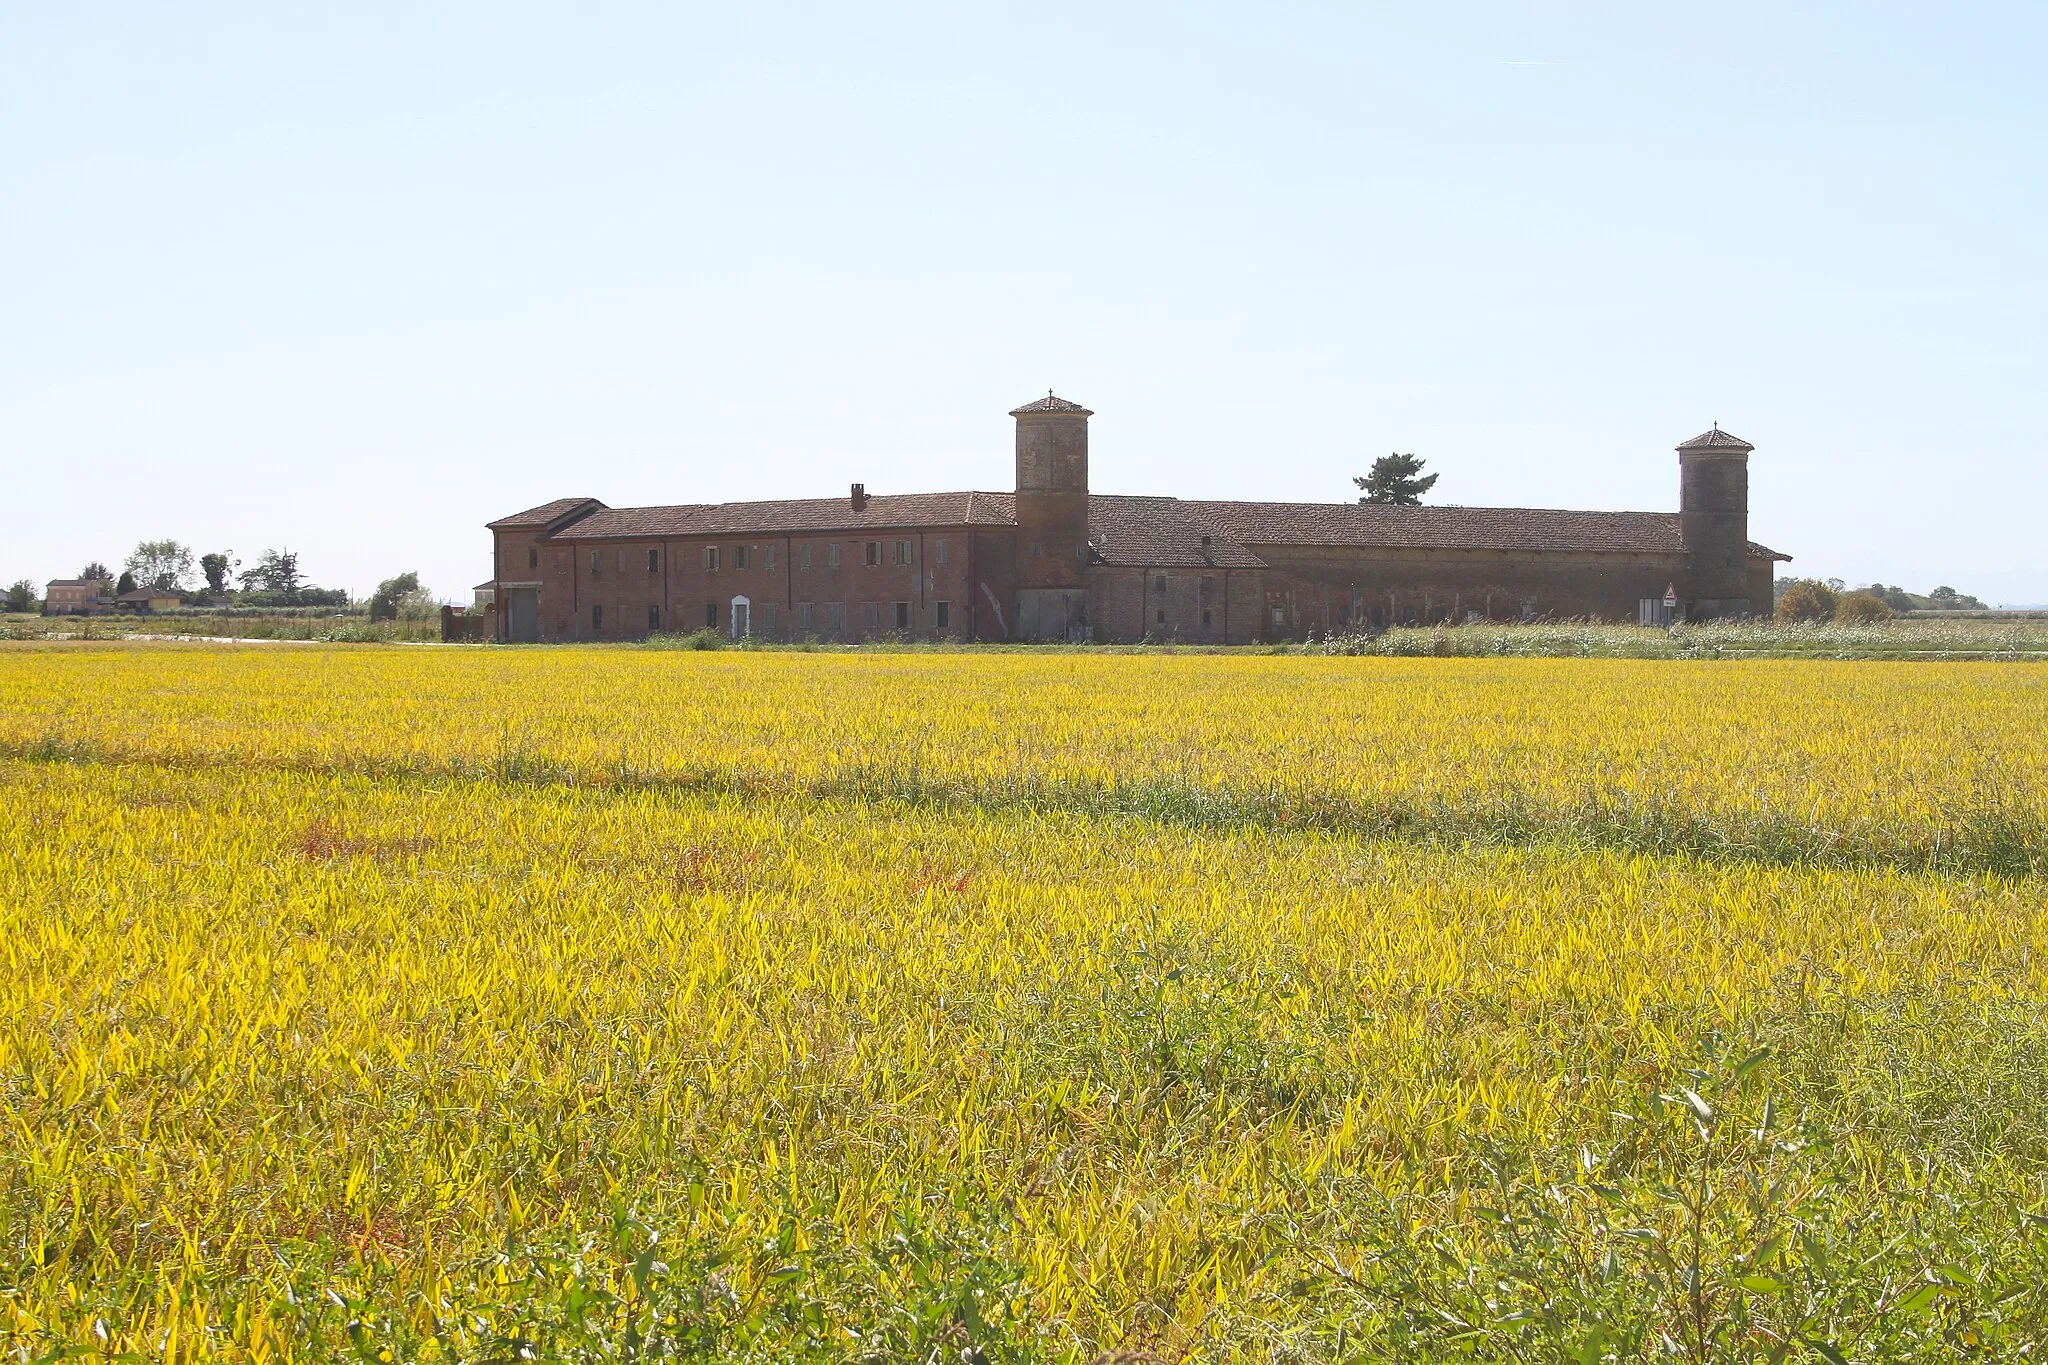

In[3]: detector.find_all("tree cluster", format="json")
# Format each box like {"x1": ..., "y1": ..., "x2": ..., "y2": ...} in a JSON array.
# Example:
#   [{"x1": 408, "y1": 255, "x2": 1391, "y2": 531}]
[
  {"x1": 19, "y1": 540, "x2": 365, "y2": 611},
  {"x1": 1775, "y1": 576, "x2": 1988, "y2": 624},
  {"x1": 368, "y1": 572, "x2": 437, "y2": 621}
]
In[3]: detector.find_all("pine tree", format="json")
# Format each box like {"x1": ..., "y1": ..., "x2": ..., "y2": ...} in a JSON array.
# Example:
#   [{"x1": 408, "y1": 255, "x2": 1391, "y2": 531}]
[{"x1": 1354, "y1": 453, "x2": 1439, "y2": 506}]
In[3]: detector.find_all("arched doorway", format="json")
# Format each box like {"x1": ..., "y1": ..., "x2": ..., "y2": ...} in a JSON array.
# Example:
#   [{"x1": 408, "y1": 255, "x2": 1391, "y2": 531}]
[{"x1": 729, "y1": 595, "x2": 751, "y2": 640}]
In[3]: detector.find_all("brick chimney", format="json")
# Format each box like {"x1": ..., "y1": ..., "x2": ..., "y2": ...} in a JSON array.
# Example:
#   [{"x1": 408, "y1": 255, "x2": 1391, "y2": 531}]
[{"x1": 850, "y1": 482, "x2": 867, "y2": 511}]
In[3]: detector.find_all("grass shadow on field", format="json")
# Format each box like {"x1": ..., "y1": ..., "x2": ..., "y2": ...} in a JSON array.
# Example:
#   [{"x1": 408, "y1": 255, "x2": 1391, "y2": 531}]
[
  {"x1": 6, "y1": 730, "x2": 2045, "y2": 880},
  {"x1": 759, "y1": 763, "x2": 2048, "y2": 882}
]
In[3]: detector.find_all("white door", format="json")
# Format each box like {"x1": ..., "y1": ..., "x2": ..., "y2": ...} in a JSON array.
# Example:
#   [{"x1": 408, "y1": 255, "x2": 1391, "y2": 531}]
[{"x1": 730, "y1": 595, "x2": 751, "y2": 639}]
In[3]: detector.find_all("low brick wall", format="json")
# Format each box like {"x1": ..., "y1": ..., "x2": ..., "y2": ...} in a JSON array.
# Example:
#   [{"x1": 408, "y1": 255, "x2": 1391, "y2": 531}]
[{"x1": 440, "y1": 606, "x2": 493, "y2": 642}]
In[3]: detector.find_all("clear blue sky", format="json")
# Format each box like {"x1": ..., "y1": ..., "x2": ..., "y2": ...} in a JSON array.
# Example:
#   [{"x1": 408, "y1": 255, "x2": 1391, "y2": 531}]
[{"x1": 5, "y1": 4, "x2": 2043, "y2": 604}]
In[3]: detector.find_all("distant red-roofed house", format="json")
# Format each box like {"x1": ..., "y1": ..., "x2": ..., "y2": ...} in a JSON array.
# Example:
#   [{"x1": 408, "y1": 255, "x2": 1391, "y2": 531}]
[
  {"x1": 115, "y1": 586, "x2": 183, "y2": 613},
  {"x1": 480, "y1": 402, "x2": 1787, "y2": 644}
]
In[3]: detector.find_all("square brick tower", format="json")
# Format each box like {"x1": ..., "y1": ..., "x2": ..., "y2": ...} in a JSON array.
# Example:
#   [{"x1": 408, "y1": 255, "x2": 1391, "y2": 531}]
[
  {"x1": 1011, "y1": 392, "x2": 1093, "y2": 640},
  {"x1": 1676, "y1": 425, "x2": 1756, "y2": 619}
]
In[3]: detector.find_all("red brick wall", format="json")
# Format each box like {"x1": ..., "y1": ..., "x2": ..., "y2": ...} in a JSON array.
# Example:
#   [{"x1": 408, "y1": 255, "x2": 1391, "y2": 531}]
[
  {"x1": 502, "y1": 522, "x2": 1734, "y2": 644},
  {"x1": 1089, "y1": 567, "x2": 1259, "y2": 643},
  {"x1": 490, "y1": 529, "x2": 569, "y2": 641},
  {"x1": 1016, "y1": 491, "x2": 1090, "y2": 590},
  {"x1": 967, "y1": 530, "x2": 1018, "y2": 641},
  {"x1": 517, "y1": 528, "x2": 986, "y2": 643},
  {"x1": 1251, "y1": 545, "x2": 1693, "y2": 636},
  {"x1": 1747, "y1": 559, "x2": 1776, "y2": 618}
]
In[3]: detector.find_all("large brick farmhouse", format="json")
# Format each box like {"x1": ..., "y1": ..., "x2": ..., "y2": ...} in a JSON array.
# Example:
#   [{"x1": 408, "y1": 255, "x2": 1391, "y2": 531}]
[{"x1": 481, "y1": 395, "x2": 1788, "y2": 644}]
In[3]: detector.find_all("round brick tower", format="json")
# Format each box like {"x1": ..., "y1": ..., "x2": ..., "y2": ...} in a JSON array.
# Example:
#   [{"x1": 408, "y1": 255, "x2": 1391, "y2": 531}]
[
  {"x1": 1676, "y1": 425, "x2": 1755, "y2": 618},
  {"x1": 1010, "y1": 392, "x2": 1093, "y2": 639}
]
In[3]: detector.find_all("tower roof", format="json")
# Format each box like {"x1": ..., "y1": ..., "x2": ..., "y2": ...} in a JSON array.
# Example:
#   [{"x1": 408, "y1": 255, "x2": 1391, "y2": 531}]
[
  {"x1": 1009, "y1": 392, "x2": 1093, "y2": 417},
  {"x1": 1676, "y1": 425, "x2": 1754, "y2": 452}
]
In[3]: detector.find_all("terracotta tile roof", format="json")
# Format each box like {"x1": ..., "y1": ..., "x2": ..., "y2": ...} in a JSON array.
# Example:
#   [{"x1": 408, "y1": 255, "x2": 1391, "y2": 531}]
[
  {"x1": 1676, "y1": 426, "x2": 1754, "y2": 451},
  {"x1": 45, "y1": 579, "x2": 107, "y2": 588},
  {"x1": 1184, "y1": 501, "x2": 1702, "y2": 555},
  {"x1": 1008, "y1": 393, "x2": 1093, "y2": 416},
  {"x1": 554, "y1": 504, "x2": 715, "y2": 538},
  {"x1": 498, "y1": 488, "x2": 1790, "y2": 563},
  {"x1": 1087, "y1": 496, "x2": 1266, "y2": 568},
  {"x1": 486, "y1": 497, "x2": 605, "y2": 530},
  {"x1": 548, "y1": 491, "x2": 1017, "y2": 540}
]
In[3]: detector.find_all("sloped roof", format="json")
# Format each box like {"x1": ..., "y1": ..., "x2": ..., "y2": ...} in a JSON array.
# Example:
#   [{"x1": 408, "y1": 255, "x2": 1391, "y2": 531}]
[
  {"x1": 486, "y1": 497, "x2": 605, "y2": 530},
  {"x1": 552, "y1": 491, "x2": 1016, "y2": 540},
  {"x1": 1186, "y1": 501, "x2": 1696, "y2": 555},
  {"x1": 1191, "y1": 499, "x2": 1789, "y2": 562},
  {"x1": 118, "y1": 587, "x2": 180, "y2": 601},
  {"x1": 1009, "y1": 393, "x2": 1093, "y2": 416},
  {"x1": 495, "y1": 489, "x2": 1788, "y2": 563},
  {"x1": 1676, "y1": 426, "x2": 1754, "y2": 451},
  {"x1": 1088, "y1": 496, "x2": 1266, "y2": 568},
  {"x1": 45, "y1": 579, "x2": 107, "y2": 588}
]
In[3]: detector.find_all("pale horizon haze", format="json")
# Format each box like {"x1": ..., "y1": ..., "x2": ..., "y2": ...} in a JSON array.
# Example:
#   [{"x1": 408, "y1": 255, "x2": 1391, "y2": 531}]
[{"x1": 4, "y1": 4, "x2": 2044, "y2": 603}]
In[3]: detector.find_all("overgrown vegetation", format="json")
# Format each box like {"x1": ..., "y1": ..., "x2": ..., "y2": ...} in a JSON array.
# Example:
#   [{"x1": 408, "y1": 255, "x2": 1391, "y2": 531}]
[
  {"x1": 1317, "y1": 617, "x2": 2048, "y2": 659},
  {"x1": 0, "y1": 612, "x2": 441, "y2": 642}
]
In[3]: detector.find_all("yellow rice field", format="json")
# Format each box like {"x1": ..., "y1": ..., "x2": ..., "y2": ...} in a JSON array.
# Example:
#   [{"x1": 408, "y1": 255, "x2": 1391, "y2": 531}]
[
  {"x1": 2, "y1": 643, "x2": 2046, "y2": 1361},
  {"x1": 3, "y1": 647, "x2": 2045, "y2": 871}
]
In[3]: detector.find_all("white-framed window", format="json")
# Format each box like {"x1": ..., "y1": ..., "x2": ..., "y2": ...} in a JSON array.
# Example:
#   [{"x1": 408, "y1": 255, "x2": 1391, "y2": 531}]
[
  {"x1": 1271, "y1": 607, "x2": 1286, "y2": 628},
  {"x1": 702, "y1": 546, "x2": 719, "y2": 571},
  {"x1": 647, "y1": 547, "x2": 660, "y2": 573},
  {"x1": 828, "y1": 543, "x2": 842, "y2": 569},
  {"x1": 734, "y1": 545, "x2": 749, "y2": 570},
  {"x1": 894, "y1": 539, "x2": 912, "y2": 565},
  {"x1": 864, "y1": 541, "x2": 881, "y2": 566},
  {"x1": 935, "y1": 537, "x2": 948, "y2": 566},
  {"x1": 799, "y1": 543, "x2": 812, "y2": 571}
]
